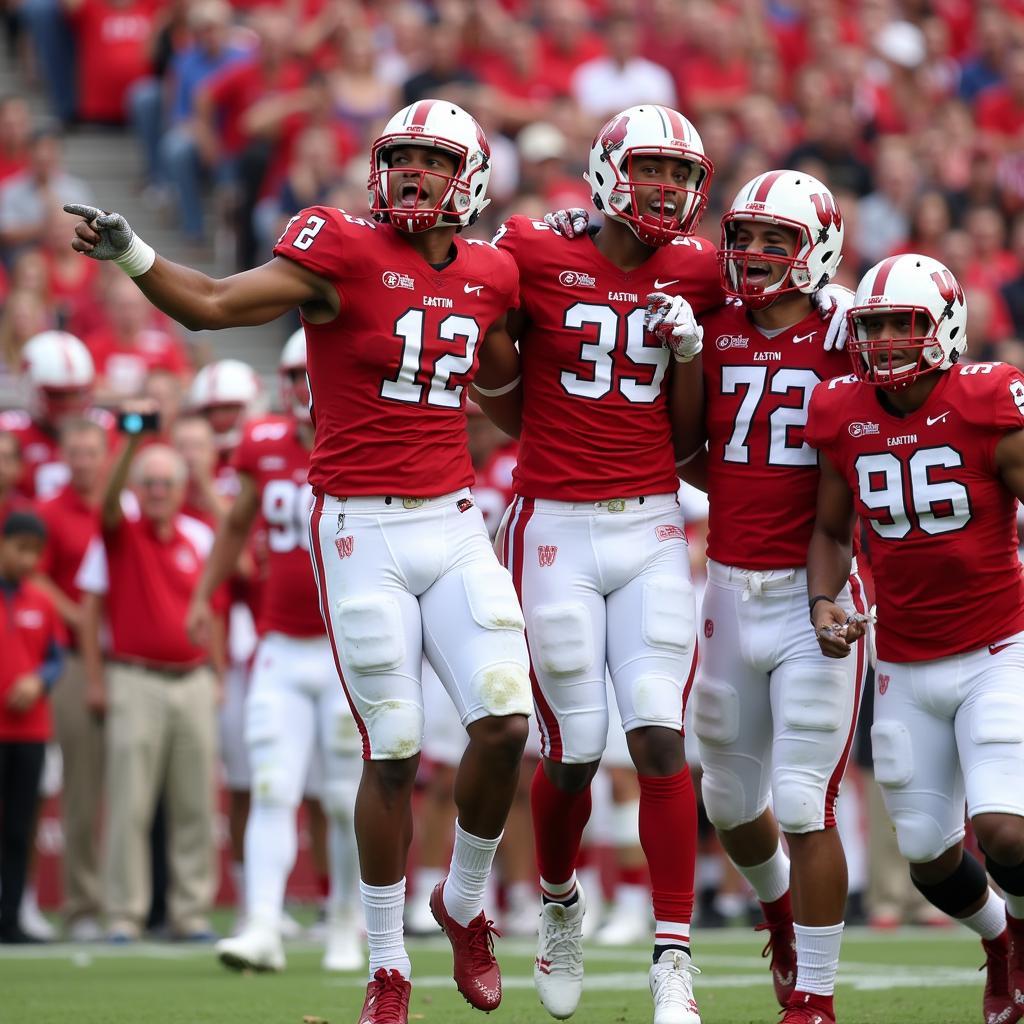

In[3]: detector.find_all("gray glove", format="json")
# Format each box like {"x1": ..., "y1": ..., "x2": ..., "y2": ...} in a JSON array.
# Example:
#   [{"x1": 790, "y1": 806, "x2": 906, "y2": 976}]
[{"x1": 63, "y1": 203, "x2": 134, "y2": 261}]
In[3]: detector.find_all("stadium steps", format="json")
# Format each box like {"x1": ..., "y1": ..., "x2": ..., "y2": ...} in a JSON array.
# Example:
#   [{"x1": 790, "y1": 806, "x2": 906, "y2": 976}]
[{"x1": 0, "y1": 56, "x2": 291, "y2": 381}]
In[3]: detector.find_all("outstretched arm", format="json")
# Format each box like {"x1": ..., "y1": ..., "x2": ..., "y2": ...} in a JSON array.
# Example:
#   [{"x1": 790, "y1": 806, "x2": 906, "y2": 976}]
[{"x1": 65, "y1": 204, "x2": 337, "y2": 331}]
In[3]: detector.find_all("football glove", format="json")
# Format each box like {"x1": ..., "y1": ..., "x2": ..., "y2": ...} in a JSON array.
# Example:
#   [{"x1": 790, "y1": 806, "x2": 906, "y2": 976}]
[
  {"x1": 543, "y1": 207, "x2": 590, "y2": 239},
  {"x1": 64, "y1": 203, "x2": 155, "y2": 277},
  {"x1": 645, "y1": 291, "x2": 703, "y2": 363},
  {"x1": 813, "y1": 283, "x2": 855, "y2": 351}
]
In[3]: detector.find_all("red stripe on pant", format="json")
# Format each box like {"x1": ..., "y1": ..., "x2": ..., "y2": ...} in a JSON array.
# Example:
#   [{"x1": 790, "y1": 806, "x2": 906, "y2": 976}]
[
  {"x1": 308, "y1": 492, "x2": 371, "y2": 759},
  {"x1": 823, "y1": 571, "x2": 868, "y2": 828},
  {"x1": 509, "y1": 497, "x2": 564, "y2": 761}
]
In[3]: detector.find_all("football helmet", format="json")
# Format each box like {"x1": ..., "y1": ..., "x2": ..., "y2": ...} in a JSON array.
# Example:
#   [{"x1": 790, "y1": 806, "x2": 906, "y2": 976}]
[
  {"x1": 279, "y1": 328, "x2": 311, "y2": 423},
  {"x1": 847, "y1": 254, "x2": 968, "y2": 389},
  {"x1": 368, "y1": 99, "x2": 491, "y2": 233},
  {"x1": 189, "y1": 358, "x2": 260, "y2": 449},
  {"x1": 585, "y1": 105, "x2": 712, "y2": 246},
  {"x1": 720, "y1": 170, "x2": 845, "y2": 308},
  {"x1": 21, "y1": 330, "x2": 95, "y2": 424}
]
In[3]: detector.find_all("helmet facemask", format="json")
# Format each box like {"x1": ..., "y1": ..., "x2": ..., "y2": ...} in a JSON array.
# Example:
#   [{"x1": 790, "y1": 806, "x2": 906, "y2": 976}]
[{"x1": 847, "y1": 306, "x2": 951, "y2": 390}]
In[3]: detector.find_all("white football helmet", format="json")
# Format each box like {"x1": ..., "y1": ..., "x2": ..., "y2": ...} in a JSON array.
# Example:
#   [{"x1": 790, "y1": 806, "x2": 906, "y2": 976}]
[
  {"x1": 189, "y1": 358, "x2": 260, "y2": 449},
  {"x1": 368, "y1": 99, "x2": 491, "y2": 233},
  {"x1": 22, "y1": 330, "x2": 95, "y2": 424},
  {"x1": 848, "y1": 254, "x2": 968, "y2": 389},
  {"x1": 279, "y1": 328, "x2": 311, "y2": 423},
  {"x1": 720, "y1": 170, "x2": 845, "y2": 308},
  {"x1": 585, "y1": 104, "x2": 713, "y2": 246}
]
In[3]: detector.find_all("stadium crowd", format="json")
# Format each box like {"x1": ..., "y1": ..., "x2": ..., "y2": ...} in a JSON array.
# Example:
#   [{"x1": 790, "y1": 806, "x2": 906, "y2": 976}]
[{"x1": 0, "y1": 0, "x2": 1022, "y2": 955}]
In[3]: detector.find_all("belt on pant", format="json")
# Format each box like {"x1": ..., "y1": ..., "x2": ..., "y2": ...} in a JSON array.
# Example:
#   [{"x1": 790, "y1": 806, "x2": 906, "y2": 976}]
[{"x1": 109, "y1": 657, "x2": 205, "y2": 679}]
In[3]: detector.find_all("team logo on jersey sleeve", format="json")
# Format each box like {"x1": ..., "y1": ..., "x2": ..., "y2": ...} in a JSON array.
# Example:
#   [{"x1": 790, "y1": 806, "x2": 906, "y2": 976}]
[
  {"x1": 335, "y1": 535, "x2": 355, "y2": 559},
  {"x1": 537, "y1": 545, "x2": 558, "y2": 567},
  {"x1": 558, "y1": 270, "x2": 596, "y2": 288},
  {"x1": 848, "y1": 421, "x2": 880, "y2": 437},
  {"x1": 382, "y1": 271, "x2": 415, "y2": 290}
]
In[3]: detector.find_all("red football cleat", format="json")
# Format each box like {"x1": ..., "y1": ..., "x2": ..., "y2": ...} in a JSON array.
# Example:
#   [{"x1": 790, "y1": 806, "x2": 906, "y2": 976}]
[
  {"x1": 756, "y1": 918, "x2": 797, "y2": 1007},
  {"x1": 992, "y1": 927, "x2": 1024, "y2": 1024},
  {"x1": 357, "y1": 967, "x2": 411, "y2": 1024},
  {"x1": 429, "y1": 880, "x2": 502, "y2": 1011},
  {"x1": 780, "y1": 992, "x2": 836, "y2": 1024}
]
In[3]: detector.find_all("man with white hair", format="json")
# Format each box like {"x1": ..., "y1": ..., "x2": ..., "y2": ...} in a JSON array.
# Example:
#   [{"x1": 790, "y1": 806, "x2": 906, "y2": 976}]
[{"x1": 76, "y1": 410, "x2": 225, "y2": 941}]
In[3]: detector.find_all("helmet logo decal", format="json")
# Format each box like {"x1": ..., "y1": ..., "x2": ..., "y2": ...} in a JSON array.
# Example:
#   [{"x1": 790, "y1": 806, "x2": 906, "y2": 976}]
[
  {"x1": 810, "y1": 193, "x2": 843, "y2": 238},
  {"x1": 930, "y1": 269, "x2": 965, "y2": 314},
  {"x1": 598, "y1": 114, "x2": 630, "y2": 158}
]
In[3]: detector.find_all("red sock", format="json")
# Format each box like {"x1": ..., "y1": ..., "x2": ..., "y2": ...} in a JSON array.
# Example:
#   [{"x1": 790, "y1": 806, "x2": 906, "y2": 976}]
[
  {"x1": 638, "y1": 768, "x2": 697, "y2": 924},
  {"x1": 761, "y1": 890, "x2": 793, "y2": 929},
  {"x1": 531, "y1": 761, "x2": 592, "y2": 887}
]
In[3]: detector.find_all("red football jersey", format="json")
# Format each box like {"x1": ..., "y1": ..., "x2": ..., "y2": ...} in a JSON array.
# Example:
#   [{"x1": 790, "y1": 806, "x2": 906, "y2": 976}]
[
  {"x1": 702, "y1": 301, "x2": 849, "y2": 569},
  {"x1": 474, "y1": 440, "x2": 518, "y2": 536},
  {"x1": 0, "y1": 408, "x2": 115, "y2": 500},
  {"x1": 273, "y1": 208, "x2": 519, "y2": 498},
  {"x1": 805, "y1": 362, "x2": 1024, "y2": 662},
  {"x1": 232, "y1": 415, "x2": 323, "y2": 638},
  {"x1": 495, "y1": 215, "x2": 723, "y2": 500}
]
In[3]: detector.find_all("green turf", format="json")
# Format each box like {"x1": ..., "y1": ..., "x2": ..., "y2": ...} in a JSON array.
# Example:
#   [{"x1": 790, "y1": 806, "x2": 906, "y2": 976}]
[{"x1": 0, "y1": 928, "x2": 988, "y2": 1024}]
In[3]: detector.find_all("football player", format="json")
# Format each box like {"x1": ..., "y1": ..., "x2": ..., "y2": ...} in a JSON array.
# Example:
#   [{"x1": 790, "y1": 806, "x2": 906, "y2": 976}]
[
  {"x1": 0, "y1": 331, "x2": 113, "y2": 501},
  {"x1": 187, "y1": 330, "x2": 362, "y2": 973},
  {"x1": 806, "y1": 255, "x2": 1024, "y2": 1024},
  {"x1": 66, "y1": 98, "x2": 531, "y2": 1024},
  {"x1": 487, "y1": 104, "x2": 721, "y2": 1024}
]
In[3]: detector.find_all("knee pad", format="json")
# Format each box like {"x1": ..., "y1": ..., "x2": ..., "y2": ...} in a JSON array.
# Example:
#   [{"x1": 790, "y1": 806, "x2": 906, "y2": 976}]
[
  {"x1": 530, "y1": 602, "x2": 593, "y2": 677},
  {"x1": 245, "y1": 696, "x2": 296, "y2": 807},
  {"x1": 320, "y1": 775, "x2": 359, "y2": 820},
  {"x1": 970, "y1": 696, "x2": 1024, "y2": 746},
  {"x1": 779, "y1": 670, "x2": 846, "y2": 739},
  {"x1": 323, "y1": 705, "x2": 364, "y2": 760},
  {"x1": 698, "y1": 762, "x2": 754, "y2": 831},
  {"x1": 773, "y1": 774, "x2": 826, "y2": 834},
  {"x1": 560, "y1": 706, "x2": 610, "y2": 765},
  {"x1": 628, "y1": 673, "x2": 684, "y2": 728},
  {"x1": 693, "y1": 678, "x2": 740, "y2": 747},
  {"x1": 365, "y1": 699, "x2": 423, "y2": 761},
  {"x1": 334, "y1": 595, "x2": 405, "y2": 673},
  {"x1": 893, "y1": 809, "x2": 961, "y2": 864},
  {"x1": 642, "y1": 577, "x2": 695, "y2": 652}
]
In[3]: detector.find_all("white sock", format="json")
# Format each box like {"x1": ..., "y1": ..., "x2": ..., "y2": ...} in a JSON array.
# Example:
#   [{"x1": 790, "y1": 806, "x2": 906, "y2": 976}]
[
  {"x1": 361, "y1": 878, "x2": 411, "y2": 979},
  {"x1": 737, "y1": 844, "x2": 791, "y2": 904},
  {"x1": 1003, "y1": 892, "x2": 1024, "y2": 922},
  {"x1": 541, "y1": 872, "x2": 578, "y2": 902},
  {"x1": 326, "y1": 815, "x2": 360, "y2": 917},
  {"x1": 244, "y1": 804, "x2": 296, "y2": 926},
  {"x1": 961, "y1": 889, "x2": 1008, "y2": 939},
  {"x1": 508, "y1": 880, "x2": 535, "y2": 913},
  {"x1": 443, "y1": 820, "x2": 501, "y2": 926},
  {"x1": 794, "y1": 922, "x2": 844, "y2": 996}
]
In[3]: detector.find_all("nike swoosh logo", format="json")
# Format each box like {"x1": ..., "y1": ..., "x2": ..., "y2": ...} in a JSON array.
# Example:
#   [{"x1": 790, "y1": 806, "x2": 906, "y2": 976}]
[
  {"x1": 793, "y1": 332, "x2": 817, "y2": 344},
  {"x1": 464, "y1": 284, "x2": 483, "y2": 294},
  {"x1": 653, "y1": 278, "x2": 679, "y2": 289},
  {"x1": 926, "y1": 412, "x2": 950, "y2": 426},
  {"x1": 990, "y1": 642, "x2": 1016, "y2": 655}
]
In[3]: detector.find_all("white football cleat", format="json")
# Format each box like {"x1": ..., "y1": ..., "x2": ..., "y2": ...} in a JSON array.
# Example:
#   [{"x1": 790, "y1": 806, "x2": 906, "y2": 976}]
[
  {"x1": 322, "y1": 909, "x2": 364, "y2": 972},
  {"x1": 19, "y1": 890, "x2": 56, "y2": 941},
  {"x1": 279, "y1": 909, "x2": 304, "y2": 940},
  {"x1": 216, "y1": 921, "x2": 286, "y2": 973},
  {"x1": 534, "y1": 885, "x2": 586, "y2": 1019},
  {"x1": 649, "y1": 949, "x2": 701, "y2": 1024},
  {"x1": 595, "y1": 902, "x2": 651, "y2": 946},
  {"x1": 404, "y1": 890, "x2": 437, "y2": 936}
]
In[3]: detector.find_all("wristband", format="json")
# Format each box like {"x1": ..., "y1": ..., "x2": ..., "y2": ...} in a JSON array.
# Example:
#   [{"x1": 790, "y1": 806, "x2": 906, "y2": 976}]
[
  {"x1": 473, "y1": 375, "x2": 521, "y2": 398},
  {"x1": 114, "y1": 233, "x2": 156, "y2": 278},
  {"x1": 808, "y1": 594, "x2": 834, "y2": 619}
]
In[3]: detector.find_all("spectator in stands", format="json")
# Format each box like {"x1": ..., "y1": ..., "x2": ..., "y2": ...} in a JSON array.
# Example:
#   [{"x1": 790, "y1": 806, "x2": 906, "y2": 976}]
[
  {"x1": 0, "y1": 290, "x2": 53, "y2": 372},
  {"x1": 0, "y1": 433, "x2": 28, "y2": 523},
  {"x1": 677, "y1": 6, "x2": 750, "y2": 119},
  {"x1": 571, "y1": 13, "x2": 675, "y2": 119},
  {"x1": 327, "y1": 24, "x2": 400, "y2": 140},
  {"x1": 84, "y1": 275, "x2": 191, "y2": 401},
  {"x1": 170, "y1": 414, "x2": 227, "y2": 526},
  {"x1": 34, "y1": 418, "x2": 106, "y2": 940},
  {"x1": 400, "y1": 18, "x2": 477, "y2": 106},
  {"x1": 41, "y1": 213, "x2": 104, "y2": 337},
  {"x1": 976, "y1": 46, "x2": 1024, "y2": 146},
  {"x1": 959, "y1": 6, "x2": 1014, "y2": 103},
  {"x1": 63, "y1": 0, "x2": 155, "y2": 124},
  {"x1": 1002, "y1": 212, "x2": 1024, "y2": 340},
  {"x1": 0, "y1": 509, "x2": 64, "y2": 944},
  {"x1": 141, "y1": 369, "x2": 185, "y2": 442},
  {"x1": 133, "y1": 0, "x2": 247, "y2": 194},
  {"x1": 76, "y1": 419, "x2": 224, "y2": 942},
  {"x1": 537, "y1": 0, "x2": 605, "y2": 92},
  {"x1": 0, "y1": 96, "x2": 32, "y2": 183},
  {"x1": 856, "y1": 138, "x2": 920, "y2": 265},
  {"x1": 785, "y1": 100, "x2": 874, "y2": 199},
  {"x1": 0, "y1": 128, "x2": 91, "y2": 260},
  {"x1": 889, "y1": 189, "x2": 953, "y2": 262},
  {"x1": 18, "y1": 0, "x2": 77, "y2": 124}
]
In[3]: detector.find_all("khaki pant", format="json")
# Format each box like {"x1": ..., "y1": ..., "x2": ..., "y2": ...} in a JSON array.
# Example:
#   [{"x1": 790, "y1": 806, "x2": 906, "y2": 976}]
[
  {"x1": 52, "y1": 653, "x2": 105, "y2": 923},
  {"x1": 102, "y1": 663, "x2": 217, "y2": 936}
]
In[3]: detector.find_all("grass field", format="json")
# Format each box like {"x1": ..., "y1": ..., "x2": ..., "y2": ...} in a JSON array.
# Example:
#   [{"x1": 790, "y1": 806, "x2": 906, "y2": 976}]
[{"x1": 0, "y1": 925, "x2": 990, "y2": 1024}]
